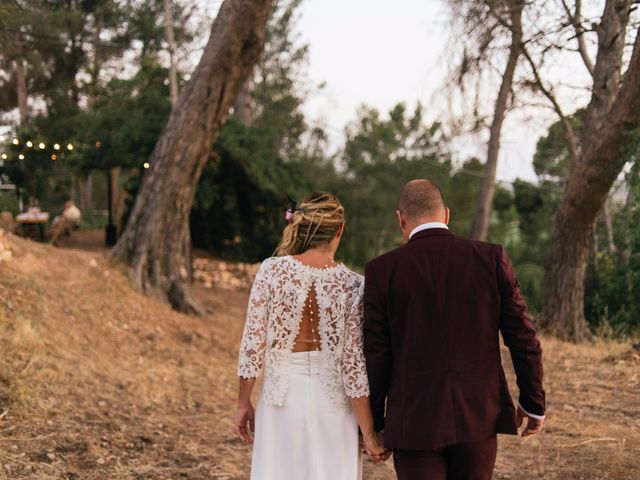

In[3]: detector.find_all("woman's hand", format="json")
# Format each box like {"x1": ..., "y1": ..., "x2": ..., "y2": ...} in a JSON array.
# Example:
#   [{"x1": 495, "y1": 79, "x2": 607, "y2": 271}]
[
  {"x1": 234, "y1": 401, "x2": 255, "y2": 444},
  {"x1": 361, "y1": 431, "x2": 391, "y2": 464}
]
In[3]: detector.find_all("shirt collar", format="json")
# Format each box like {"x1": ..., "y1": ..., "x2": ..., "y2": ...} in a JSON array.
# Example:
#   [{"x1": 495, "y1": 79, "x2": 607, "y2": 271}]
[{"x1": 409, "y1": 222, "x2": 449, "y2": 240}]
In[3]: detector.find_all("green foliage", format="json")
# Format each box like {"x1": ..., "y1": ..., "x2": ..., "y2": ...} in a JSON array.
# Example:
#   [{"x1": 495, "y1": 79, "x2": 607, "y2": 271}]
[
  {"x1": 79, "y1": 208, "x2": 108, "y2": 231},
  {"x1": 330, "y1": 103, "x2": 453, "y2": 267},
  {"x1": 0, "y1": 191, "x2": 19, "y2": 215},
  {"x1": 68, "y1": 61, "x2": 172, "y2": 173},
  {"x1": 584, "y1": 160, "x2": 640, "y2": 336},
  {"x1": 189, "y1": 0, "x2": 316, "y2": 261},
  {"x1": 532, "y1": 110, "x2": 583, "y2": 185}
]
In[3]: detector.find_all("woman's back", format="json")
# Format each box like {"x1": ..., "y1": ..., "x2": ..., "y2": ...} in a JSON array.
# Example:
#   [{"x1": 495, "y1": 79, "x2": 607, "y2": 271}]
[{"x1": 238, "y1": 255, "x2": 368, "y2": 408}]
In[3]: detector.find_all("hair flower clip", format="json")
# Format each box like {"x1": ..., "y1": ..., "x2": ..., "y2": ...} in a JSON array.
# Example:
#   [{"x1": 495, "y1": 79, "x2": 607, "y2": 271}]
[{"x1": 285, "y1": 208, "x2": 294, "y2": 223}]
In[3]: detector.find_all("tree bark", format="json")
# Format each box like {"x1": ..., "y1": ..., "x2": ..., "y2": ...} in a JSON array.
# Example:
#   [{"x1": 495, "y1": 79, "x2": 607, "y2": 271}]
[
  {"x1": 234, "y1": 77, "x2": 253, "y2": 125},
  {"x1": 579, "y1": 0, "x2": 630, "y2": 149},
  {"x1": 15, "y1": 58, "x2": 27, "y2": 124},
  {"x1": 540, "y1": 20, "x2": 640, "y2": 342},
  {"x1": 164, "y1": 0, "x2": 179, "y2": 109},
  {"x1": 81, "y1": 175, "x2": 93, "y2": 211},
  {"x1": 470, "y1": 0, "x2": 523, "y2": 241},
  {"x1": 109, "y1": 0, "x2": 272, "y2": 313}
]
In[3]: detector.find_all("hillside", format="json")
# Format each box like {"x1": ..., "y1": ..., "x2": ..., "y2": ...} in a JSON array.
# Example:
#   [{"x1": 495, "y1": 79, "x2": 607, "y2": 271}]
[{"x1": 0, "y1": 231, "x2": 639, "y2": 479}]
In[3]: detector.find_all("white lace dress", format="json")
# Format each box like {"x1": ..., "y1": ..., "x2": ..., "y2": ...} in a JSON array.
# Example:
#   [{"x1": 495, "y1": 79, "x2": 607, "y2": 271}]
[{"x1": 238, "y1": 255, "x2": 370, "y2": 480}]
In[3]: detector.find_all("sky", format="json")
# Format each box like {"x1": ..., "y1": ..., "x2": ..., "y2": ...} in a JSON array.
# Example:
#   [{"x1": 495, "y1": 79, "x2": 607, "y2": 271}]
[{"x1": 296, "y1": 0, "x2": 542, "y2": 182}]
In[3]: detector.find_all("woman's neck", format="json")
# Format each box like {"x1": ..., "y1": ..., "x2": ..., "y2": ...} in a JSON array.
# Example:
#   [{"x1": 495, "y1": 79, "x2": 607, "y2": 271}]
[{"x1": 293, "y1": 246, "x2": 336, "y2": 268}]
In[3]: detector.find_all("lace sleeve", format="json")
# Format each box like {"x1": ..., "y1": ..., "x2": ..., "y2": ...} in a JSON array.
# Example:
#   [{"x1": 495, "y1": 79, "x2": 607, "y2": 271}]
[
  {"x1": 237, "y1": 259, "x2": 272, "y2": 379},
  {"x1": 341, "y1": 279, "x2": 370, "y2": 398}
]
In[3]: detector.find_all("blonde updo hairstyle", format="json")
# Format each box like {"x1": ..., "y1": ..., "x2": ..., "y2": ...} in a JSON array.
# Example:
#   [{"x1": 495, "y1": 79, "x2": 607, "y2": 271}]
[{"x1": 275, "y1": 192, "x2": 345, "y2": 256}]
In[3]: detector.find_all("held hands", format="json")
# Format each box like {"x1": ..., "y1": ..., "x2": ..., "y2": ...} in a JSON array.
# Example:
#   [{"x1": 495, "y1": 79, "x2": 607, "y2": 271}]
[
  {"x1": 234, "y1": 401, "x2": 255, "y2": 444},
  {"x1": 516, "y1": 405, "x2": 544, "y2": 437},
  {"x1": 361, "y1": 431, "x2": 392, "y2": 464}
]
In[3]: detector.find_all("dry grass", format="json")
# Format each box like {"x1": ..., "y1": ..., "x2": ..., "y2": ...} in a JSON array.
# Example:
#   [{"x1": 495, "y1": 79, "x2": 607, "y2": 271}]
[{"x1": 0, "y1": 232, "x2": 639, "y2": 479}]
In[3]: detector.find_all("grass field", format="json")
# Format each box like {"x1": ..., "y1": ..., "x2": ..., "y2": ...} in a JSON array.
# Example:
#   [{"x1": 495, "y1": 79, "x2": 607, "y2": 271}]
[{"x1": 0, "y1": 231, "x2": 638, "y2": 479}]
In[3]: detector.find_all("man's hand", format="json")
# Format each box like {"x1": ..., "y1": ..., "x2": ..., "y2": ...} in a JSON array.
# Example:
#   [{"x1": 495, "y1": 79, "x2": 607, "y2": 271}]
[
  {"x1": 234, "y1": 402, "x2": 255, "y2": 444},
  {"x1": 517, "y1": 405, "x2": 544, "y2": 437}
]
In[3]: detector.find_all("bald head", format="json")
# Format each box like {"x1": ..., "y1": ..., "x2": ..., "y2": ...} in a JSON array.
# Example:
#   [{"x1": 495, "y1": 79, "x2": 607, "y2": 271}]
[{"x1": 398, "y1": 179, "x2": 446, "y2": 222}]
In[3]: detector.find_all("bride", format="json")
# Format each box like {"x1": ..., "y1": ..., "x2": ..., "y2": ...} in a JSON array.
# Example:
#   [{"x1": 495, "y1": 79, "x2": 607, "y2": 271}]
[{"x1": 234, "y1": 192, "x2": 388, "y2": 479}]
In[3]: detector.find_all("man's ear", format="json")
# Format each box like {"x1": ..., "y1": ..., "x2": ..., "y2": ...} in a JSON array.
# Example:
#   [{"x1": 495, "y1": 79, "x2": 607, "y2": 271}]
[
  {"x1": 445, "y1": 207, "x2": 451, "y2": 225},
  {"x1": 396, "y1": 209, "x2": 405, "y2": 229}
]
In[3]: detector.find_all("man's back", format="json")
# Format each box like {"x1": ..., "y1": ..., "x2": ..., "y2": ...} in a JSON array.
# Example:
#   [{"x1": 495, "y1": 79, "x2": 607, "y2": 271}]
[{"x1": 364, "y1": 227, "x2": 545, "y2": 451}]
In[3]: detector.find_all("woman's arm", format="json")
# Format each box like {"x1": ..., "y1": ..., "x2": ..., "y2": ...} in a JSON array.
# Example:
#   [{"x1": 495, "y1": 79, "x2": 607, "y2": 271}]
[
  {"x1": 349, "y1": 396, "x2": 388, "y2": 461},
  {"x1": 343, "y1": 280, "x2": 390, "y2": 462},
  {"x1": 234, "y1": 378, "x2": 257, "y2": 444},
  {"x1": 235, "y1": 260, "x2": 271, "y2": 443}
]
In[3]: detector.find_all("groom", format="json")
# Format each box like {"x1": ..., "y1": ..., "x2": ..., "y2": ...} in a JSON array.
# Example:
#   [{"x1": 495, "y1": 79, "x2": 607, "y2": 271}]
[{"x1": 363, "y1": 179, "x2": 545, "y2": 480}]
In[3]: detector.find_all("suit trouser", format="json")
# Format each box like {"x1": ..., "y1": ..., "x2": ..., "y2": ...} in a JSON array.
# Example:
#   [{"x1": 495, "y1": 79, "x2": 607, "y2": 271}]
[{"x1": 393, "y1": 435, "x2": 497, "y2": 480}]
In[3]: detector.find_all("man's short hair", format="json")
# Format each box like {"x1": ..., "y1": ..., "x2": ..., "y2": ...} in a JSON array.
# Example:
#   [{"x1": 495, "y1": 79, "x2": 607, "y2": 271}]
[{"x1": 397, "y1": 179, "x2": 446, "y2": 220}]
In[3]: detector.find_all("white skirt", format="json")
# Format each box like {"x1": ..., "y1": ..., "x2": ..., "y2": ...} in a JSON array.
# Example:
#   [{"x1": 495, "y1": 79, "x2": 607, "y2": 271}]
[{"x1": 250, "y1": 351, "x2": 362, "y2": 480}]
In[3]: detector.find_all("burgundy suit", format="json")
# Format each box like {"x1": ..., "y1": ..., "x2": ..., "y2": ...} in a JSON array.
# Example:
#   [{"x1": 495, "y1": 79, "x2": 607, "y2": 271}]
[{"x1": 363, "y1": 228, "x2": 545, "y2": 479}]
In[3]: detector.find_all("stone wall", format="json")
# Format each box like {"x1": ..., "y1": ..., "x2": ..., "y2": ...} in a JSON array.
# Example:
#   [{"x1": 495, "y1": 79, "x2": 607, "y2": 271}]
[{"x1": 193, "y1": 258, "x2": 260, "y2": 290}]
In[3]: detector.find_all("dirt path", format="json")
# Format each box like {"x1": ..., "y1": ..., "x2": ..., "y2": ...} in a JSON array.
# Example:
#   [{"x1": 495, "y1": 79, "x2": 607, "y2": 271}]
[{"x1": 0, "y1": 233, "x2": 638, "y2": 479}]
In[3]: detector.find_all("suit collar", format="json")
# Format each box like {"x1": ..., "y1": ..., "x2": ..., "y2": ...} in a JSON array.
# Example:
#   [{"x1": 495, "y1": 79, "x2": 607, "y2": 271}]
[{"x1": 408, "y1": 228, "x2": 454, "y2": 242}]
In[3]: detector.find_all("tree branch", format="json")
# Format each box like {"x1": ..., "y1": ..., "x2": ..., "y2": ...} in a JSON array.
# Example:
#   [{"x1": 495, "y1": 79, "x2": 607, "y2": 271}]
[
  {"x1": 485, "y1": 2, "x2": 580, "y2": 166},
  {"x1": 520, "y1": 42, "x2": 579, "y2": 166},
  {"x1": 561, "y1": 0, "x2": 595, "y2": 76}
]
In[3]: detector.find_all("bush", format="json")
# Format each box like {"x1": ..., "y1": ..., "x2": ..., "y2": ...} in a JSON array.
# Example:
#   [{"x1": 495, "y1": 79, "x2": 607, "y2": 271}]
[{"x1": 0, "y1": 191, "x2": 20, "y2": 215}]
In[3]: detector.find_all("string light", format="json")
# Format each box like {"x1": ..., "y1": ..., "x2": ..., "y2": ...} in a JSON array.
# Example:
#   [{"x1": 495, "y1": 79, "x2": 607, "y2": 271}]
[
  {"x1": 143, "y1": 162, "x2": 150, "y2": 169},
  {"x1": 26, "y1": 141, "x2": 33, "y2": 148},
  {"x1": 67, "y1": 143, "x2": 74, "y2": 151},
  {"x1": 95, "y1": 140, "x2": 101, "y2": 148},
  {"x1": 53, "y1": 143, "x2": 60, "y2": 150},
  {"x1": 38, "y1": 142, "x2": 45, "y2": 149},
  {"x1": 18, "y1": 154, "x2": 24, "y2": 160},
  {"x1": 51, "y1": 154, "x2": 57, "y2": 161},
  {"x1": 1, "y1": 153, "x2": 7, "y2": 160},
  {"x1": 12, "y1": 139, "x2": 18, "y2": 145}
]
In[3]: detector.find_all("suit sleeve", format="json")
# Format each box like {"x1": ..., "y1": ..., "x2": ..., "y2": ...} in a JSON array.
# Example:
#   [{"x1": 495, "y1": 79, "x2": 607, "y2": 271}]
[
  {"x1": 363, "y1": 261, "x2": 392, "y2": 432},
  {"x1": 497, "y1": 246, "x2": 546, "y2": 416}
]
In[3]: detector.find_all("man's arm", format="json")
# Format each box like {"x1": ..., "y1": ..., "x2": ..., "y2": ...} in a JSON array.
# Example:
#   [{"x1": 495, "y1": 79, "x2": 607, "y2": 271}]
[
  {"x1": 497, "y1": 246, "x2": 546, "y2": 431},
  {"x1": 363, "y1": 262, "x2": 392, "y2": 432}
]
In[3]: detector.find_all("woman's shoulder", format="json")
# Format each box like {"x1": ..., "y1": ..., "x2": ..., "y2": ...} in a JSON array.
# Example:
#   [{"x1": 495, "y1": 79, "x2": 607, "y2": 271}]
[
  {"x1": 254, "y1": 256, "x2": 286, "y2": 279},
  {"x1": 337, "y1": 265, "x2": 364, "y2": 290}
]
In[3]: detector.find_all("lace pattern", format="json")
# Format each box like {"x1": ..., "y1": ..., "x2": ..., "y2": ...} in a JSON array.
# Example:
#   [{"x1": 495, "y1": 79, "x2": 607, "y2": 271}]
[{"x1": 237, "y1": 256, "x2": 370, "y2": 410}]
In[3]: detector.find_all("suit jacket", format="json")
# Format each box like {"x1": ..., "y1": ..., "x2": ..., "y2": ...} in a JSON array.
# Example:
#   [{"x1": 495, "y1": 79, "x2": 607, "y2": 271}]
[{"x1": 363, "y1": 228, "x2": 545, "y2": 450}]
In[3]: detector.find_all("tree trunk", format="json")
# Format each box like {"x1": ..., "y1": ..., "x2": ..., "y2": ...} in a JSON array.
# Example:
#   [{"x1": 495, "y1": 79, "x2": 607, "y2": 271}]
[
  {"x1": 109, "y1": 0, "x2": 272, "y2": 313},
  {"x1": 618, "y1": 163, "x2": 638, "y2": 269},
  {"x1": 470, "y1": 0, "x2": 523, "y2": 241},
  {"x1": 579, "y1": 0, "x2": 631, "y2": 149},
  {"x1": 540, "y1": 22, "x2": 640, "y2": 341},
  {"x1": 234, "y1": 77, "x2": 253, "y2": 125},
  {"x1": 81, "y1": 175, "x2": 93, "y2": 211},
  {"x1": 15, "y1": 58, "x2": 27, "y2": 124},
  {"x1": 164, "y1": 0, "x2": 179, "y2": 109},
  {"x1": 602, "y1": 199, "x2": 616, "y2": 254}
]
